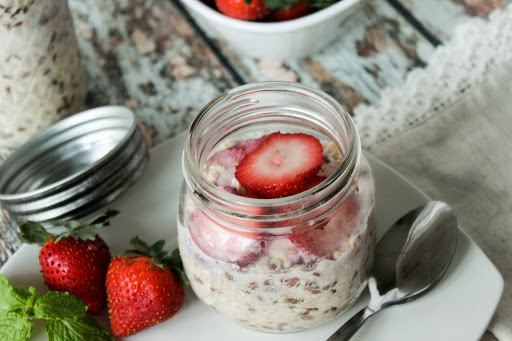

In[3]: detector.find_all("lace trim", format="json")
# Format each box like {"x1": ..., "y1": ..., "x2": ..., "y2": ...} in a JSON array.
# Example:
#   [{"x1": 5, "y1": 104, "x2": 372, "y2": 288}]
[{"x1": 353, "y1": 5, "x2": 512, "y2": 150}]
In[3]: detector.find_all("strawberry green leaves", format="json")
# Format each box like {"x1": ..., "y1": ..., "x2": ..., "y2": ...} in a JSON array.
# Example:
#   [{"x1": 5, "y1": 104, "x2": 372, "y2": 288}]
[
  {"x1": 125, "y1": 236, "x2": 190, "y2": 286},
  {"x1": 19, "y1": 210, "x2": 119, "y2": 245},
  {"x1": 54, "y1": 209, "x2": 119, "y2": 243},
  {"x1": 18, "y1": 221, "x2": 54, "y2": 245},
  {"x1": 0, "y1": 275, "x2": 113, "y2": 341}
]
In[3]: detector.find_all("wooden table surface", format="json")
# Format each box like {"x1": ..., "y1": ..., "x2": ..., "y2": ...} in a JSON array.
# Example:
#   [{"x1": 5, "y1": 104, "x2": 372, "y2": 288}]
[
  {"x1": 1, "y1": 0, "x2": 510, "y2": 339},
  {"x1": 66, "y1": 0, "x2": 509, "y2": 148}
]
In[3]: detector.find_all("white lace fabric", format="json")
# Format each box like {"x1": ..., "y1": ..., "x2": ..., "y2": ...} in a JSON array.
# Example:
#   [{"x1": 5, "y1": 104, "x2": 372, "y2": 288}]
[
  {"x1": 352, "y1": 5, "x2": 512, "y2": 341},
  {"x1": 353, "y1": 4, "x2": 512, "y2": 150}
]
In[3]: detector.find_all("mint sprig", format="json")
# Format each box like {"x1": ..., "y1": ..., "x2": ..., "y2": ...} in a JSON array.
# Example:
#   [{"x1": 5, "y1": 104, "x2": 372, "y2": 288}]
[{"x1": 0, "y1": 275, "x2": 113, "y2": 341}]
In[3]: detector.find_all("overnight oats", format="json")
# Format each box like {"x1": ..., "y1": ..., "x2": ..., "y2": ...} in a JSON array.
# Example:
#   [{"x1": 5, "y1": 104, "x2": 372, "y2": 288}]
[
  {"x1": 0, "y1": 0, "x2": 86, "y2": 158},
  {"x1": 178, "y1": 82, "x2": 375, "y2": 333}
]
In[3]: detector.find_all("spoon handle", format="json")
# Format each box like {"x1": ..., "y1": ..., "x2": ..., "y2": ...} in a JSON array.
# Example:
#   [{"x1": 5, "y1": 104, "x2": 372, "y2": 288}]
[{"x1": 326, "y1": 307, "x2": 375, "y2": 341}]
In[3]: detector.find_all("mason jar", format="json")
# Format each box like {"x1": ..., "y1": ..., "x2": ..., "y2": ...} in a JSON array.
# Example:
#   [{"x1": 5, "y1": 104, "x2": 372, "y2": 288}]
[
  {"x1": 0, "y1": 0, "x2": 86, "y2": 160},
  {"x1": 178, "y1": 82, "x2": 375, "y2": 333}
]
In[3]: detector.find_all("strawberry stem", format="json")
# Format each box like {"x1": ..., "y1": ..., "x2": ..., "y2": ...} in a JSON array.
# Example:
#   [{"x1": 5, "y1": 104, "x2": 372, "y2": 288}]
[
  {"x1": 19, "y1": 221, "x2": 54, "y2": 245},
  {"x1": 55, "y1": 209, "x2": 119, "y2": 242},
  {"x1": 18, "y1": 209, "x2": 119, "y2": 244},
  {"x1": 127, "y1": 236, "x2": 190, "y2": 286}
]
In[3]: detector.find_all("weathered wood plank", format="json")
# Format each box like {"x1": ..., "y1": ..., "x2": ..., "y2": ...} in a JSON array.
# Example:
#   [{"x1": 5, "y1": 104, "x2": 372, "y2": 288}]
[
  {"x1": 68, "y1": 0, "x2": 240, "y2": 147},
  {"x1": 198, "y1": 0, "x2": 436, "y2": 112},
  {"x1": 395, "y1": 0, "x2": 510, "y2": 41}
]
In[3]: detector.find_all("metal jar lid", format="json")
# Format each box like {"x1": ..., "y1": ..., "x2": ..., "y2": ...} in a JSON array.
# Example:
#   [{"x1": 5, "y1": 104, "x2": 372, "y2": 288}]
[{"x1": 0, "y1": 106, "x2": 149, "y2": 224}]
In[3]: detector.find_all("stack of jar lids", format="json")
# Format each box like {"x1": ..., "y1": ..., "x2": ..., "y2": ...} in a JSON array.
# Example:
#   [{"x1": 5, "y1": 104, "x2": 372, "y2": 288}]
[{"x1": 0, "y1": 106, "x2": 149, "y2": 224}]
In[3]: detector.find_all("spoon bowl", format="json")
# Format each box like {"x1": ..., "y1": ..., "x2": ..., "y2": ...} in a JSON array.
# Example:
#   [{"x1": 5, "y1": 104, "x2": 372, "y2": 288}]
[{"x1": 328, "y1": 201, "x2": 458, "y2": 340}]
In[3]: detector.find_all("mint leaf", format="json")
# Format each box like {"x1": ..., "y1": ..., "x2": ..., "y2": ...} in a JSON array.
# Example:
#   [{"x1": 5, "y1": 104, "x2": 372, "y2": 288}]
[
  {"x1": 0, "y1": 311, "x2": 33, "y2": 341},
  {"x1": 0, "y1": 275, "x2": 33, "y2": 314},
  {"x1": 33, "y1": 291, "x2": 87, "y2": 320},
  {"x1": 46, "y1": 315, "x2": 114, "y2": 341},
  {"x1": 1, "y1": 275, "x2": 114, "y2": 340}
]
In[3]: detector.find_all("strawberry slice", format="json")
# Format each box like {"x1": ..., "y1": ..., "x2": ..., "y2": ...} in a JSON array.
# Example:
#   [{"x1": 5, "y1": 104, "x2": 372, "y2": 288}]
[
  {"x1": 235, "y1": 132, "x2": 323, "y2": 198},
  {"x1": 298, "y1": 175, "x2": 326, "y2": 193},
  {"x1": 188, "y1": 209, "x2": 265, "y2": 267},
  {"x1": 289, "y1": 196, "x2": 360, "y2": 259}
]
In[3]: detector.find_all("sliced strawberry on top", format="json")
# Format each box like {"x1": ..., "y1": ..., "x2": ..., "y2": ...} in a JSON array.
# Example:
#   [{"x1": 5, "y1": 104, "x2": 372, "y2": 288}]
[
  {"x1": 289, "y1": 196, "x2": 360, "y2": 259},
  {"x1": 235, "y1": 132, "x2": 323, "y2": 198},
  {"x1": 215, "y1": 0, "x2": 271, "y2": 21},
  {"x1": 298, "y1": 175, "x2": 326, "y2": 193},
  {"x1": 242, "y1": 192, "x2": 264, "y2": 199},
  {"x1": 188, "y1": 209, "x2": 265, "y2": 267}
]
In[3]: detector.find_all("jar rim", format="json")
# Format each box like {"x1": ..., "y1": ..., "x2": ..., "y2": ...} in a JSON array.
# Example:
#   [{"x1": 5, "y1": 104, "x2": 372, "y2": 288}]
[{"x1": 182, "y1": 81, "x2": 361, "y2": 233}]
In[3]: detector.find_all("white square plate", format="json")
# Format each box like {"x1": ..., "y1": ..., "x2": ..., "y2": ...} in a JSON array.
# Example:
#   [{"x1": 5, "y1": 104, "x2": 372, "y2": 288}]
[{"x1": 0, "y1": 134, "x2": 503, "y2": 340}]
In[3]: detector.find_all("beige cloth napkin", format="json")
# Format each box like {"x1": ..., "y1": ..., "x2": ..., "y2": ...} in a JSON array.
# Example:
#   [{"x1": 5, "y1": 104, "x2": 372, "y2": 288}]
[{"x1": 367, "y1": 57, "x2": 512, "y2": 340}]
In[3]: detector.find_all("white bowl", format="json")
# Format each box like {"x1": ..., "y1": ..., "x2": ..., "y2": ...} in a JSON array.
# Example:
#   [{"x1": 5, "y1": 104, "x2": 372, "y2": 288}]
[{"x1": 179, "y1": 0, "x2": 369, "y2": 59}]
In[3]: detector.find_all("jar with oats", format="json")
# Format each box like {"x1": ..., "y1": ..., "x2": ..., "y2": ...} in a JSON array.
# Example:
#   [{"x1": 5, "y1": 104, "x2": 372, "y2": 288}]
[
  {"x1": 178, "y1": 82, "x2": 376, "y2": 333},
  {"x1": 0, "y1": 0, "x2": 86, "y2": 161}
]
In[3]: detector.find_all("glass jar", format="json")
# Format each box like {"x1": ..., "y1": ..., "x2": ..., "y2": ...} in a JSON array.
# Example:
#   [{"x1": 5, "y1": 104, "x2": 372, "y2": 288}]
[
  {"x1": 0, "y1": 0, "x2": 86, "y2": 160},
  {"x1": 178, "y1": 82, "x2": 375, "y2": 333}
]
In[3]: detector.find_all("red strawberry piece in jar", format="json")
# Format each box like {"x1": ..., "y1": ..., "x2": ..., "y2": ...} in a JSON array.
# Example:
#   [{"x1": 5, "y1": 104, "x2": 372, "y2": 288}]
[
  {"x1": 219, "y1": 186, "x2": 238, "y2": 194},
  {"x1": 298, "y1": 175, "x2": 326, "y2": 193},
  {"x1": 290, "y1": 195, "x2": 360, "y2": 259},
  {"x1": 235, "y1": 132, "x2": 324, "y2": 198},
  {"x1": 188, "y1": 209, "x2": 266, "y2": 267},
  {"x1": 208, "y1": 138, "x2": 263, "y2": 189}
]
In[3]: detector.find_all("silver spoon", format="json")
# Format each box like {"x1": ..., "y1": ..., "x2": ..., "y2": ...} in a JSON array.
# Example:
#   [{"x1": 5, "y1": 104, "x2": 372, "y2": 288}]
[{"x1": 327, "y1": 201, "x2": 458, "y2": 340}]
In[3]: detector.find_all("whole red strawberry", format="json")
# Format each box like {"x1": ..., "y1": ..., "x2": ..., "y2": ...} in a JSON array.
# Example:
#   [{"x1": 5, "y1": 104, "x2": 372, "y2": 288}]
[
  {"x1": 19, "y1": 210, "x2": 118, "y2": 315},
  {"x1": 216, "y1": 0, "x2": 271, "y2": 20},
  {"x1": 106, "y1": 237, "x2": 187, "y2": 337}
]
